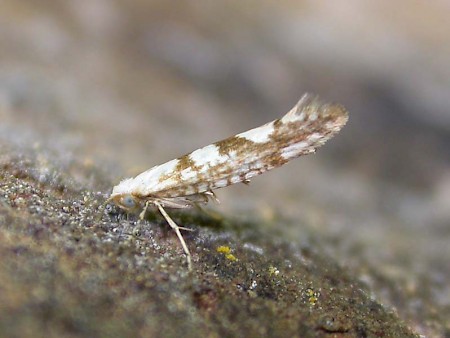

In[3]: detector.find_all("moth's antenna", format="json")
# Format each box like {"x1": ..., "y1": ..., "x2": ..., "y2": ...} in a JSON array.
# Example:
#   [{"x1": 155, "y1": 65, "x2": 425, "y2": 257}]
[{"x1": 96, "y1": 195, "x2": 113, "y2": 222}]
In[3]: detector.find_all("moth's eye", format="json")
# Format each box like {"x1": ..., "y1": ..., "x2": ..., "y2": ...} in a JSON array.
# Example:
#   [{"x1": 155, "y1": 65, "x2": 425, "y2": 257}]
[{"x1": 121, "y1": 195, "x2": 136, "y2": 208}]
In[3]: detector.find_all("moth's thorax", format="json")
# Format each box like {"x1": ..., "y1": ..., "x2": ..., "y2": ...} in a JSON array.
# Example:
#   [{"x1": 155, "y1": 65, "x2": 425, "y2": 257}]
[{"x1": 111, "y1": 178, "x2": 135, "y2": 195}]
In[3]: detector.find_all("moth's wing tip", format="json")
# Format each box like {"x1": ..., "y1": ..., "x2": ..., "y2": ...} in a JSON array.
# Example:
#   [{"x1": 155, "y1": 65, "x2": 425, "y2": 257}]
[
  {"x1": 294, "y1": 93, "x2": 349, "y2": 123},
  {"x1": 294, "y1": 92, "x2": 321, "y2": 109},
  {"x1": 297, "y1": 92, "x2": 318, "y2": 103}
]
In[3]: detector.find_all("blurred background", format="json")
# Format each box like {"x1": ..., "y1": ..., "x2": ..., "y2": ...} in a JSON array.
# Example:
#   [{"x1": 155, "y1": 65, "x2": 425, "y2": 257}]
[{"x1": 0, "y1": 0, "x2": 449, "y2": 335}]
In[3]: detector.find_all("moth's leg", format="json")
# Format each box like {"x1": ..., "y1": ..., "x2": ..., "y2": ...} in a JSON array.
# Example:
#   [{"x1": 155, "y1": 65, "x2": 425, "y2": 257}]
[
  {"x1": 188, "y1": 190, "x2": 220, "y2": 219},
  {"x1": 205, "y1": 190, "x2": 220, "y2": 204},
  {"x1": 154, "y1": 201, "x2": 192, "y2": 270},
  {"x1": 178, "y1": 226, "x2": 194, "y2": 232},
  {"x1": 139, "y1": 201, "x2": 150, "y2": 220}
]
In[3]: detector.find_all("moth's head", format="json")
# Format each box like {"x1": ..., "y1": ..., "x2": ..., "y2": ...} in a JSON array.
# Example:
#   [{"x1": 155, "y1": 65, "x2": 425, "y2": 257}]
[
  {"x1": 108, "y1": 178, "x2": 143, "y2": 213},
  {"x1": 109, "y1": 193, "x2": 142, "y2": 213}
]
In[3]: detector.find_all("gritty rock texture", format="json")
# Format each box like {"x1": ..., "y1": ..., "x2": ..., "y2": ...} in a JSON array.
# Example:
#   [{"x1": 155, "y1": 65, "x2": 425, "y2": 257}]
[{"x1": 0, "y1": 144, "x2": 416, "y2": 337}]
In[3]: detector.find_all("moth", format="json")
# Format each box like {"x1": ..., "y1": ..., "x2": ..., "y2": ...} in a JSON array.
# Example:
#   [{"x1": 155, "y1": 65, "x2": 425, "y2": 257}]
[{"x1": 108, "y1": 94, "x2": 348, "y2": 269}]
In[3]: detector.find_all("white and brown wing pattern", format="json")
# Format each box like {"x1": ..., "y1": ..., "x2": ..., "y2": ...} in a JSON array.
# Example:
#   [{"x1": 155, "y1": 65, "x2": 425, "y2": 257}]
[{"x1": 115, "y1": 93, "x2": 348, "y2": 199}]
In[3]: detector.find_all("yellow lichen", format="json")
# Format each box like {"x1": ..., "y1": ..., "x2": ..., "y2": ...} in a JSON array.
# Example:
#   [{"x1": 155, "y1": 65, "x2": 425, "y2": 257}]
[
  {"x1": 216, "y1": 246, "x2": 238, "y2": 261},
  {"x1": 268, "y1": 266, "x2": 280, "y2": 276},
  {"x1": 225, "y1": 253, "x2": 238, "y2": 261},
  {"x1": 304, "y1": 287, "x2": 320, "y2": 306},
  {"x1": 216, "y1": 245, "x2": 231, "y2": 254}
]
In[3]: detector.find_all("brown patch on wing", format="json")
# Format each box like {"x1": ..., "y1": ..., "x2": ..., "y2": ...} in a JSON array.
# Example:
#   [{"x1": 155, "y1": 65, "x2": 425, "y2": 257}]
[
  {"x1": 175, "y1": 154, "x2": 204, "y2": 172},
  {"x1": 214, "y1": 136, "x2": 257, "y2": 157},
  {"x1": 273, "y1": 118, "x2": 282, "y2": 128},
  {"x1": 157, "y1": 154, "x2": 204, "y2": 184},
  {"x1": 214, "y1": 133, "x2": 288, "y2": 181}
]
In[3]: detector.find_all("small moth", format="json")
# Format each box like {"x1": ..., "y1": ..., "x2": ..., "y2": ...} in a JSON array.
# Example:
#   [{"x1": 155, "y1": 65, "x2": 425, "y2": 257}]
[{"x1": 108, "y1": 94, "x2": 348, "y2": 269}]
